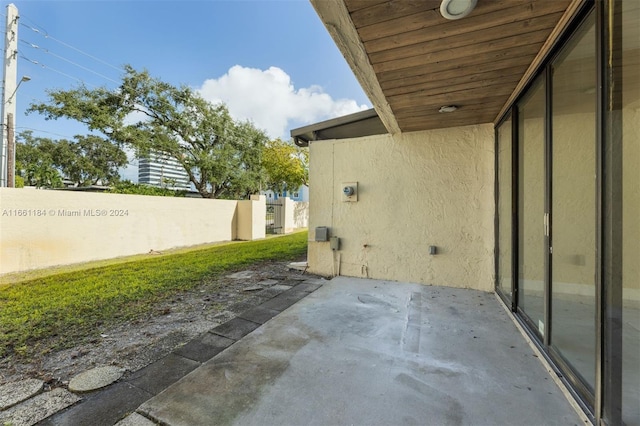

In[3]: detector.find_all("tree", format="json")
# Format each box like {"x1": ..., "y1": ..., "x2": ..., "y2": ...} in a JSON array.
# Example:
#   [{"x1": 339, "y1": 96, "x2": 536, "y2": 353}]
[
  {"x1": 28, "y1": 65, "x2": 268, "y2": 199},
  {"x1": 26, "y1": 161, "x2": 63, "y2": 189},
  {"x1": 52, "y1": 135, "x2": 127, "y2": 186},
  {"x1": 109, "y1": 180, "x2": 186, "y2": 197},
  {"x1": 262, "y1": 138, "x2": 308, "y2": 194},
  {"x1": 15, "y1": 131, "x2": 62, "y2": 188},
  {"x1": 15, "y1": 131, "x2": 127, "y2": 187}
]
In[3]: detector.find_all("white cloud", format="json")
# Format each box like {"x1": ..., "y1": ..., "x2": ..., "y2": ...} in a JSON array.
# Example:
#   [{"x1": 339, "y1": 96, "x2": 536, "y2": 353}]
[{"x1": 197, "y1": 65, "x2": 369, "y2": 139}]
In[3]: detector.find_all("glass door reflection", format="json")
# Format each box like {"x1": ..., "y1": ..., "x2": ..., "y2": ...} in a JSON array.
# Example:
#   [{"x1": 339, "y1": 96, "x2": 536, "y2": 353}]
[
  {"x1": 518, "y1": 77, "x2": 546, "y2": 337},
  {"x1": 549, "y1": 12, "x2": 597, "y2": 391}
]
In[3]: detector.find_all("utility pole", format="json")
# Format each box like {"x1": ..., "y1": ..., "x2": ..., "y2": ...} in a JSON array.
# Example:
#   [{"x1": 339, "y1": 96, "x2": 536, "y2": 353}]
[
  {"x1": 0, "y1": 3, "x2": 18, "y2": 187},
  {"x1": 6, "y1": 112, "x2": 13, "y2": 186}
]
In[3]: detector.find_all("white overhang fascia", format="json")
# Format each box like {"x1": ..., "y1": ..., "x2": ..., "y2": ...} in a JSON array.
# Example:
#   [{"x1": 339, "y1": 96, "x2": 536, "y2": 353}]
[{"x1": 310, "y1": 0, "x2": 402, "y2": 135}]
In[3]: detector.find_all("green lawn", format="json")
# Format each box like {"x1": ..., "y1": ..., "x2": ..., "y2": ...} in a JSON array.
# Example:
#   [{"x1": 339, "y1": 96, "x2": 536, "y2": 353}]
[{"x1": 0, "y1": 231, "x2": 308, "y2": 359}]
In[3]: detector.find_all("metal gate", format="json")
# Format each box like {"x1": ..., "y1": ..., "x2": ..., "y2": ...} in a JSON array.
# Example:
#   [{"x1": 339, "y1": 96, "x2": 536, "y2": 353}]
[{"x1": 266, "y1": 199, "x2": 283, "y2": 234}]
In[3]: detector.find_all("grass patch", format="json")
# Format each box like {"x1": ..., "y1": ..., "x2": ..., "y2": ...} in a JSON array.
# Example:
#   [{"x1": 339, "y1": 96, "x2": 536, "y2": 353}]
[{"x1": 0, "y1": 231, "x2": 308, "y2": 359}]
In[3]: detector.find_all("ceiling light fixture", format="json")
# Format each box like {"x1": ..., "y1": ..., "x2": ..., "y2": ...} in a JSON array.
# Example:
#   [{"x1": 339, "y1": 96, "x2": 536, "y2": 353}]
[
  {"x1": 440, "y1": 0, "x2": 477, "y2": 20},
  {"x1": 439, "y1": 105, "x2": 458, "y2": 113}
]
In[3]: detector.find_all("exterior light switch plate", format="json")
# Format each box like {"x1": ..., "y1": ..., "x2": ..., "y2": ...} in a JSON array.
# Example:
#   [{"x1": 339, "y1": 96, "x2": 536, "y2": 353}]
[{"x1": 342, "y1": 182, "x2": 358, "y2": 202}]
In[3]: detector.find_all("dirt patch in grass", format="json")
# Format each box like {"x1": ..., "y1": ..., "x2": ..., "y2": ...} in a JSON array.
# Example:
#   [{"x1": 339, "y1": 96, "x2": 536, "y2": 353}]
[{"x1": 0, "y1": 257, "x2": 316, "y2": 388}]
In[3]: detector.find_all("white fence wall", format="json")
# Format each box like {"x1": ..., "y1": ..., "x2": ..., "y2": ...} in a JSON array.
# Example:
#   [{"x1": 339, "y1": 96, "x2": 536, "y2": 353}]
[
  {"x1": 0, "y1": 188, "x2": 265, "y2": 275},
  {"x1": 293, "y1": 201, "x2": 309, "y2": 229}
]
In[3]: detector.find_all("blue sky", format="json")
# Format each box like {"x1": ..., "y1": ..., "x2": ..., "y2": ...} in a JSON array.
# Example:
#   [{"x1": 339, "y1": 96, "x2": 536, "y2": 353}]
[{"x1": 7, "y1": 0, "x2": 370, "y2": 179}]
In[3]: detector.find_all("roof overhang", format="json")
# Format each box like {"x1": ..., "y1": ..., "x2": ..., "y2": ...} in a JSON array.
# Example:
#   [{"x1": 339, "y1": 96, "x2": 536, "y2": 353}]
[
  {"x1": 291, "y1": 108, "x2": 387, "y2": 147},
  {"x1": 310, "y1": 0, "x2": 585, "y2": 134}
]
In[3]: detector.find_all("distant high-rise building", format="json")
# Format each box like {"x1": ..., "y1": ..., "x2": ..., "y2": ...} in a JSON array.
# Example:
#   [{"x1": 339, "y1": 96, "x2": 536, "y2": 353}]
[{"x1": 138, "y1": 151, "x2": 190, "y2": 191}]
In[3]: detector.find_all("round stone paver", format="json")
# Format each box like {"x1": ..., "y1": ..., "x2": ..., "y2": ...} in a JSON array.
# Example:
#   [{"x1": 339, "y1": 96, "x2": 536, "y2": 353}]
[
  {"x1": 68, "y1": 366, "x2": 124, "y2": 393},
  {"x1": 0, "y1": 378, "x2": 44, "y2": 410}
]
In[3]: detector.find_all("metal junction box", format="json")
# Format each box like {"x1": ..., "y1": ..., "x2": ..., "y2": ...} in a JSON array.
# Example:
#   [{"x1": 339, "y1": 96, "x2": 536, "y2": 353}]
[
  {"x1": 330, "y1": 236, "x2": 340, "y2": 251},
  {"x1": 315, "y1": 226, "x2": 329, "y2": 242}
]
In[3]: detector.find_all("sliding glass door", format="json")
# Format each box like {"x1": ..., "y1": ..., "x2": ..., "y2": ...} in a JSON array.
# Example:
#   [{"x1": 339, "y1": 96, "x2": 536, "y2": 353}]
[
  {"x1": 549, "y1": 12, "x2": 597, "y2": 393},
  {"x1": 495, "y1": 2, "x2": 639, "y2": 423},
  {"x1": 611, "y1": 2, "x2": 640, "y2": 423},
  {"x1": 517, "y1": 77, "x2": 546, "y2": 338},
  {"x1": 513, "y1": 9, "x2": 598, "y2": 400}
]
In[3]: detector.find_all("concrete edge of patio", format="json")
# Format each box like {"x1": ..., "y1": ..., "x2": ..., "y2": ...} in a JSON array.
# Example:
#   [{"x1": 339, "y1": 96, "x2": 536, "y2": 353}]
[{"x1": 494, "y1": 293, "x2": 592, "y2": 424}]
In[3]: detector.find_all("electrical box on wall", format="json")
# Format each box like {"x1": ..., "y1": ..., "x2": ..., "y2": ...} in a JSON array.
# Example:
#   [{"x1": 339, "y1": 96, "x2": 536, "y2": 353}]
[
  {"x1": 342, "y1": 182, "x2": 358, "y2": 202},
  {"x1": 330, "y1": 236, "x2": 340, "y2": 251},
  {"x1": 315, "y1": 226, "x2": 329, "y2": 242}
]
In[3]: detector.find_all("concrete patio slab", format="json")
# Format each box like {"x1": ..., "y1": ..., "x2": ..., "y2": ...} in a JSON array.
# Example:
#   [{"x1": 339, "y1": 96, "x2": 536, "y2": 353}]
[{"x1": 138, "y1": 277, "x2": 584, "y2": 426}]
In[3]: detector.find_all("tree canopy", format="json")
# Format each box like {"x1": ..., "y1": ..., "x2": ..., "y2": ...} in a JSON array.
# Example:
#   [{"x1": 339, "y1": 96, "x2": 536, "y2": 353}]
[
  {"x1": 28, "y1": 65, "x2": 268, "y2": 199},
  {"x1": 261, "y1": 138, "x2": 308, "y2": 194},
  {"x1": 109, "y1": 180, "x2": 186, "y2": 197},
  {"x1": 15, "y1": 131, "x2": 127, "y2": 187}
]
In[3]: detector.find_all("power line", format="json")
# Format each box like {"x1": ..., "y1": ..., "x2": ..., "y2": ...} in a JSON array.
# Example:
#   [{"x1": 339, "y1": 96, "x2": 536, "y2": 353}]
[
  {"x1": 20, "y1": 54, "x2": 98, "y2": 87},
  {"x1": 18, "y1": 17, "x2": 125, "y2": 74},
  {"x1": 20, "y1": 39, "x2": 119, "y2": 84},
  {"x1": 15, "y1": 127, "x2": 77, "y2": 139}
]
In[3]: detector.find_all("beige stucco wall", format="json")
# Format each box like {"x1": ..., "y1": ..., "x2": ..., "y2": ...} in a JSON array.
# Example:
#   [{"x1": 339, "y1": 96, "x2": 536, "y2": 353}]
[
  {"x1": 0, "y1": 188, "x2": 251, "y2": 275},
  {"x1": 307, "y1": 124, "x2": 495, "y2": 291},
  {"x1": 281, "y1": 198, "x2": 296, "y2": 234},
  {"x1": 237, "y1": 195, "x2": 267, "y2": 241}
]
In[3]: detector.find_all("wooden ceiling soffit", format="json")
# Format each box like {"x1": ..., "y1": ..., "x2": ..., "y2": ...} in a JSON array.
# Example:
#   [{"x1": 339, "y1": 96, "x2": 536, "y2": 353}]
[
  {"x1": 360, "y1": 1, "x2": 569, "y2": 53},
  {"x1": 397, "y1": 116, "x2": 502, "y2": 132},
  {"x1": 395, "y1": 97, "x2": 507, "y2": 132},
  {"x1": 343, "y1": 0, "x2": 387, "y2": 13},
  {"x1": 379, "y1": 56, "x2": 533, "y2": 91},
  {"x1": 352, "y1": 0, "x2": 522, "y2": 27},
  {"x1": 348, "y1": 0, "x2": 442, "y2": 28},
  {"x1": 495, "y1": 0, "x2": 588, "y2": 123},
  {"x1": 384, "y1": 68, "x2": 525, "y2": 98},
  {"x1": 377, "y1": 42, "x2": 547, "y2": 83},
  {"x1": 372, "y1": 28, "x2": 552, "y2": 74},
  {"x1": 399, "y1": 112, "x2": 498, "y2": 132},
  {"x1": 368, "y1": 13, "x2": 563, "y2": 65},
  {"x1": 388, "y1": 83, "x2": 516, "y2": 111},
  {"x1": 354, "y1": 1, "x2": 530, "y2": 42},
  {"x1": 316, "y1": 0, "x2": 582, "y2": 133},
  {"x1": 310, "y1": 0, "x2": 401, "y2": 135},
  {"x1": 393, "y1": 96, "x2": 508, "y2": 119}
]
